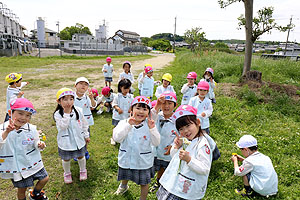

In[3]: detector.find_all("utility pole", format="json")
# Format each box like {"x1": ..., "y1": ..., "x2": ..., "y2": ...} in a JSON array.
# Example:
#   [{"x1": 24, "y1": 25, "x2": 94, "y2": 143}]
[
  {"x1": 56, "y1": 21, "x2": 62, "y2": 56},
  {"x1": 173, "y1": 16, "x2": 177, "y2": 53},
  {"x1": 284, "y1": 16, "x2": 293, "y2": 55}
]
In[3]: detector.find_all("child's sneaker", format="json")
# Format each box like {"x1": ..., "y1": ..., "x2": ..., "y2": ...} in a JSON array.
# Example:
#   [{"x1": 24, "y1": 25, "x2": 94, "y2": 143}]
[
  {"x1": 235, "y1": 188, "x2": 252, "y2": 197},
  {"x1": 80, "y1": 169, "x2": 87, "y2": 181},
  {"x1": 97, "y1": 107, "x2": 104, "y2": 115},
  {"x1": 28, "y1": 189, "x2": 48, "y2": 200},
  {"x1": 64, "y1": 172, "x2": 73, "y2": 184},
  {"x1": 110, "y1": 138, "x2": 116, "y2": 145},
  {"x1": 114, "y1": 184, "x2": 129, "y2": 195},
  {"x1": 150, "y1": 182, "x2": 160, "y2": 192},
  {"x1": 85, "y1": 151, "x2": 90, "y2": 160}
]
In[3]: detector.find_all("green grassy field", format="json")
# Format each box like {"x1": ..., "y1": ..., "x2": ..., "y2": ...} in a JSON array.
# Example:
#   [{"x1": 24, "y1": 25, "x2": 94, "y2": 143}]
[{"x1": 1, "y1": 52, "x2": 300, "y2": 200}]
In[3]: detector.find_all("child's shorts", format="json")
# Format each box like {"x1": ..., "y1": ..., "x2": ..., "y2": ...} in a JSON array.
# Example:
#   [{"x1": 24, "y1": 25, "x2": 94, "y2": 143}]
[
  {"x1": 11, "y1": 167, "x2": 48, "y2": 188},
  {"x1": 154, "y1": 157, "x2": 170, "y2": 172},
  {"x1": 58, "y1": 146, "x2": 87, "y2": 160},
  {"x1": 112, "y1": 119, "x2": 120, "y2": 126},
  {"x1": 117, "y1": 166, "x2": 155, "y2": 185},
  {"x1": 105, "y1": 77, "x2": 113, "y2": 82}
]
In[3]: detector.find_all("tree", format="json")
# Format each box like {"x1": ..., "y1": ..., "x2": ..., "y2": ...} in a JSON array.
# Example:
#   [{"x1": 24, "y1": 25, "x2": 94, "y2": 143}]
[
  {"x1": 184, "y1": 27, "x2": 206, "y2": 52},
  {"x1": 60, "y1": 23, "x2": 92, "y2": 40},
  {"x1": 148, "y1": 39, "x2": 172, "y2": 51},
  {"x1": 141, "y1": 37, "x2": 153, "y2": 46},
  {"x1": 151, "y1": 33, "x2": 184, "y2": 42},
  {"x1": 218, "y1": 1, "x2": 293, "y2": 78}
]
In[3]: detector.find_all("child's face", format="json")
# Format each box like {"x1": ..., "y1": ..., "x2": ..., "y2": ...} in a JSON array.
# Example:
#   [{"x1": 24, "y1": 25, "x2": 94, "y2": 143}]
[
  {"x1": 162, "y1": 79, "x2": 170, "y2": 87},
  {"x1": 240, "y1": 148, "x2": 250, "y2": 158},
  {"x1": 104, "y1": 93, "x2": 110, "y2": 98},
  {"x1": 178, "y1": 119, "x2": 200, "y2": 141},
  {"x1": 147, "y1": 72, "x2": 153, "y2": 78},
  {"x1": 16, "y1": 80, "x2": 22, "y2": 87},
  {"x1": 198, "y1": 89, "x2": 208, "y2": 97},
  {"x1": 187, "y1": 78, "x2": 195, "y2": 85},
  {"x1": 75, "y1": 81, "x2": 89, "y2": 94},
  {"x1": 161, "y1": 100, "x2": 175, "y2": 117},
  {"x1": 132, "y1": 105, "x2": 149, "y2": 122},
  {"x1": 10, "y1": 110, "x2": 32, "y2": 128},
  {"x1": 107, "y1": 61, "x2": 111, "y2": 65},
  {"x1": 121, "y1": 87, "x2": 130, "y2": 96},
  {"x1": 58, "y1": 95, "x2": 74, "y2": 110},
  {"x1": 123, "y1": 64, "x2": 130, "y2": 73}
]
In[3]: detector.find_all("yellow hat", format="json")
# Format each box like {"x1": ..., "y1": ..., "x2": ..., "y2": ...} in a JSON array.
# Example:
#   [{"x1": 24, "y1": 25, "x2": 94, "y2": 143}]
[
  {"x1": 56, "y1": 88, "x2": 75, "y2": 100},
  {"x1": 162, "y1": 73, "x2": 172, "y2": 82},
  {"x1": 144, "y1": 64, "x2": 152, "y2": 68},
  {"x1": 5, "y1": 73, "x2": 22, "y2": 83}
]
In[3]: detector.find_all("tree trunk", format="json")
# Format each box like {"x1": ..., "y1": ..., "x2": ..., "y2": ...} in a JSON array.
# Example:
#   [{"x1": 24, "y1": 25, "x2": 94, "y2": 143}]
[{"x1": 242, "y1": 0, "x2": 254, "y2": 77}]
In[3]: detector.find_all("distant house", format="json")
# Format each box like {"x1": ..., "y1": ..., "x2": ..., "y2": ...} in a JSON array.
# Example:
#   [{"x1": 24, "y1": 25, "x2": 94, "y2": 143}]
[
  {"x1": 30, "y1": 28, "x2": 59, "y2": 48},
  {"x1": 72, "y1": 33, "x2": 95, "y2": 43},
  {"x1": 108, "y1": 30, "x2": 141, "y2": 46}
]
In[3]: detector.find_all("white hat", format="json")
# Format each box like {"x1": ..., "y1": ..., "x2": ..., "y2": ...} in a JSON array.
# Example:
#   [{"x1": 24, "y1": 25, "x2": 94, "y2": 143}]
[
  {"x1": 75, "y1": 77, "x2": 89, "y2": 85},
  {"x1": 236, "y1": 135, "x2": 257, "y2": 148},
  {"x1": 131, "y1": 96, "x2": 152, "y2": 109}
]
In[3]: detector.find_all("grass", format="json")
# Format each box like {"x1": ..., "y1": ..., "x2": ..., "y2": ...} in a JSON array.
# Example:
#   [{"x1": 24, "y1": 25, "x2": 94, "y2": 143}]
[{"x1": 1, "y1": 51, "x2": 300, "y2": 199}]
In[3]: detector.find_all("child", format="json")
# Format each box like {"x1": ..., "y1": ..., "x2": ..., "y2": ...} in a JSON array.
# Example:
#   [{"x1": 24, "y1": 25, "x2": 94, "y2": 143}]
[
  {"x1": 96, "y1": 86, "x2": 115, "y2": 115},
  {"x1": 137, "y1": 64, "x2": 151, "y2": 95},
  {"x1": 231, "y1": 135, "x2": 278, "y2": 197},
  {"x1": 139, "y1": 66, "x2": 155, "y2": 99},
  {"x1": 111, "y1": 79, "x2": 134, "y2": 145},
  {"x1": 74, "y1": 77, "x2": 96, "y2": 159},
  {"x1": 181, "y1": 72, "x2": 197, "y2": 105},
  {"x1": 5, "y1": 73, "x2": 29, "y2": 122},
  {"x1": 102, "y1": 57, "x2": 114, "y2": 87},
  {"x1": 113, "y1": 96, "x2": 160, "y2": 200},
  {"x1": 91, "y1": 88, "x2": 100, "y2": 113},
  {"x1": 200, "y1": 68, "x2": 216, "y2": 103},
  {"x1": 155, "y1": 73, "x2": 176, "y2": 99},
  {"x1": 0, "y1": 98, "x2": 49, "y2": 200},
  {"x1": 188, "y1": 81, "x2": 213, "y2": 135},
  {"x1": 118, "y1": 61, "x2": 135, "y2": 93},
  {"x1": 156, "y1": 104, "x2": 216, "y2": 200},
  {"x1": 54, "y1": 88, "x2": 90, "y2": 184},
  {"x1": 150, "y1": 92, "x2": 178, "y2": 192}
]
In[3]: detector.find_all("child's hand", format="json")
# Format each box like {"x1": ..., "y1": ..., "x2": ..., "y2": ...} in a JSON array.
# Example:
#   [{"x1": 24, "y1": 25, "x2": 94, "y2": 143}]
[
  {"x1": 201, "y1": 112, "x2": 206, "y2": 117},
  {"x1": 128, "y1": 115, "x2": 136, "y2": 125},
  {"x1": 147, "y1": 118, "x2": 155, "y2": 129},
  {"x1": 179, "y1": 150, "x2": 191, "y2": 163},
  {"x1": 157, "y1": 95, "x2": 165, "y2": 104},
  {"x1": 164, "y1": 145, "x2": 172, "y2": 155},
  {"x1": 85, "y1": 138, "x2": 90, "y2": 144},
  {"x1": 17, "y1": 91, "x2": 24, "y2": 98},
  {"x1": 118, "y1": 108, "x2": 123, "y2": 114},
  {"x1": 236, "y1": 154, "x2": 244, "y2": 161},
  {"x1": 38, "y1": 141, "x2": 46, "y2": 149},
  {"x1": 6, "y1": 118, "x2": 16, "y2": 132},
  {"x1": 173, "y1": 130, "x2": 183, "y2": 149},
  {"x1": 88, "y1": 89, "x2": 93, "y2": 99},
  {"x1": 104, "y1": 69, "x2": 108, "y2": 72},
  {"x1": 231, "y1": 155, "x2": 238, "y2": 162}
]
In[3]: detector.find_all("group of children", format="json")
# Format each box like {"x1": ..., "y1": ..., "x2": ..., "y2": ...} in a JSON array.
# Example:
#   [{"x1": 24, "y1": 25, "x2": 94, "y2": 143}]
[{"x1": 0, "y1": 57, "x2": 278, "y2": 200}]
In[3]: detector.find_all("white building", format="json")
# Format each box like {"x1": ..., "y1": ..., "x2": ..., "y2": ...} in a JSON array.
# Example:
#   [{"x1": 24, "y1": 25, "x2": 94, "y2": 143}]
[{"x1": 108, "y1": 30, "x2": 141, "y2": 46}]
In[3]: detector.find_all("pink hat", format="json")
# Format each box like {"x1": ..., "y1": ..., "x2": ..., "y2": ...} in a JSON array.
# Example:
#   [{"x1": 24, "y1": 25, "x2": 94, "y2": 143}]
[
  {"x1": 161, "y1": 91, "x2": 177, "y2": 103},
  {"x1": 151, "y1": 100, "x2": 157, "y2": 108},
  {"x1": 144, "y1": 66, "x2": 153, "y2": 74},
  {"x1": 91, "y1": 88, "x2": 99, "y2": 97},
  {"x1": 205, "y1": 67, "x2": 214, "y2": 75},
  {"x1": 10, "y1": 98, "x2": 36, "y2": 115},
  {"x1": 101, "y1": 86, "x2": 111, "y2": 96},
  {"x1": 131, "y1": 96, "x2": 152, "y2": 109},
  {"x1": 197, "y1": 81, "x2": 209, "y2": 90},
  {"x1": 187, "y1": 72, "x2": 197, "y2": 79},
  {"x1": 172, "y1": 105, "x2": 197, "y2": 123},
  {"x1": 106, "y1": 57, "x2": 112, "y2": 62}
]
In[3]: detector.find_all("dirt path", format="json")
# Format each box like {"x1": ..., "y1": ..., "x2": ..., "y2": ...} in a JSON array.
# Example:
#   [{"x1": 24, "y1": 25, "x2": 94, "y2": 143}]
[{"x1": 0, "y1": 53, "x2": 175, "y2": 120}]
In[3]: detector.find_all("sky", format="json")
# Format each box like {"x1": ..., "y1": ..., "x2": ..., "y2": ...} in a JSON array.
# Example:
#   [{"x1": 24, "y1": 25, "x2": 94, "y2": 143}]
[{"x1": 4, "y1": 0, "x2": 300, "y2": 42}]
